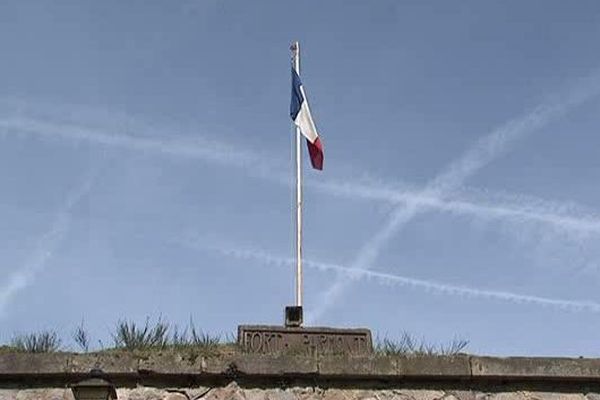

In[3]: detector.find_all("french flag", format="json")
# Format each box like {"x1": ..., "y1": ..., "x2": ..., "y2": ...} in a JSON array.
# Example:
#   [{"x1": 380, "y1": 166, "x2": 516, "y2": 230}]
[{"x1": 290, "y1": 68, "x2": 324, "y2": 170}]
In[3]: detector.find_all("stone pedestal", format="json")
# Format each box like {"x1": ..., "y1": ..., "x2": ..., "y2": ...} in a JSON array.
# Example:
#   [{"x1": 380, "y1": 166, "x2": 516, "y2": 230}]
[{"x1": 237, "y1": 325, "x2": 373, "y2": 356}]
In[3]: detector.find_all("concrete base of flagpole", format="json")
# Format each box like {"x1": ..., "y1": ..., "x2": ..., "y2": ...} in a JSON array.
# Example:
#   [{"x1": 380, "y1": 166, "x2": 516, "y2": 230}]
[{"x1": 285, "y1": 306, "x2": 303, "y2": 327}]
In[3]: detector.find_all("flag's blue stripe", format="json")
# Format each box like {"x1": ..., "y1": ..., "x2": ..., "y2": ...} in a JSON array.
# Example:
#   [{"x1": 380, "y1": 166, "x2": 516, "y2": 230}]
[{"x1": 290, "y1": 68, "x2": 304, "y2": 121}]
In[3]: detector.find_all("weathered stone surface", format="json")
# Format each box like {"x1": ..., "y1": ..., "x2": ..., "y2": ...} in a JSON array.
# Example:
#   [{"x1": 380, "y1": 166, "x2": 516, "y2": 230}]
[
  {"x1": 243, "y1": 388, "x2": 268, "y2": 400},
  {"x1": 392, "y1": 389, "x2": 446, "y2": 400},
  {"x1": 471, "y1": 356, "x2": 600, "y2": 379},
  {"x1": 163, "y1": 393, "x2": 189, "y2": 400},
  {"x1": 440, "y1": 395, "x2": 460, "y2": 400},
  {"x1": 0, "y1": 390, "x2": 18, "y2": 400},
  {"x1": 318, "y1": 356, "x2": 396, "y2": 377},
  {"x1": 0, "y1": 387, "x2": 596, "y2": 400},
  {"x1": 485, "y1": 393, "x2": 528, "y2": 400},
  {"x1": 4, "y1": 352, "x2": 600, "y2": 383},
  {"x1": 202, "y1": 354, "x2": 318, "y2": 376},
  {"x1": 264, "y1": 388, "x2": 297, "y2": 400},
  {"x1": 137, "y1": 352, "x2": 203, "y2": 374},
  {"x1": 0, "y1": 353, "x2": 69, "y2": 374},
  {"x1": 397, "y1": 355, "x2": 471, "y2": 377},
  {"x1": 321, "y1": 388, "x2": 352, "y2": 400},
  {"x1": 5, "y1": 353, "x2": 600, "y2": 400},
  {"x1": 116, "y1": 387, "x2": 168, "y2": 400},
  {"x1": 0, "y1": 389, "x2": 74, "y2": 400},
  {"x1": 446, "y1": 391, "x2": 477, "y2": 400},
  {"x1": 203, "y1": 382, "x2": 245, "y2": 400},
  {"x1": 289, "y1": 386, "x2": 324, "y2": 400},
  {"x1": 67, "y1": 353, "x2": 139, "y2": 374},
  {"x1": 186, "y1": 387, "x2": 212, "y2": 399},
  {"x1": 523, "y1": 393, "x2": 585, "y2": 400}
]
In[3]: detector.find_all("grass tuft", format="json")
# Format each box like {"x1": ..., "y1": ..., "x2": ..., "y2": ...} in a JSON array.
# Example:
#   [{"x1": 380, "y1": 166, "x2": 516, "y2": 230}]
[
  {"x1": 3, "y1": 322, "x2": 468, "y2": 358},
  {"x1": 375, "y1": 332, "x2": 468, "y2": 356},
  {"x1": 169, "y1": 318, "x2": 221, "y2": 355},
  {"x1": 110, "y1": 317, "x2": 223, "y2": 354},
  {"x1": 73, "y1": 320, "x2": 90, "y2": 352},
  {"x1": 112, "y1": 317, "x2": 170, "y2": 350},
  {"x1": 11, "y1": 331, "x2": 61, "y2": 353}
]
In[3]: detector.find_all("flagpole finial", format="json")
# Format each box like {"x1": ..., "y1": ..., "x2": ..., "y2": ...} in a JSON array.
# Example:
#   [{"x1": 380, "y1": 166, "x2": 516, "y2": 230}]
[{"x1": 291, "y1": 42, "x2": 300, "y2": 72}]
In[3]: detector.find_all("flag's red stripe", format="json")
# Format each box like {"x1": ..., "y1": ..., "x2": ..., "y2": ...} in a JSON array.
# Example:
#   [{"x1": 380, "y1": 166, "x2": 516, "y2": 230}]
[{"x1": 306, "y1": 137, "x2": 323, "y2": 170}]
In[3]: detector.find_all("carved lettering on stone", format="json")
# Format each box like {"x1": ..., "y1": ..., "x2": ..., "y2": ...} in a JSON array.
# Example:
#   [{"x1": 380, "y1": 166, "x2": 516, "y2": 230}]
[{"x1": 238, "y1": 325, "x2": 372, "y2": 355}]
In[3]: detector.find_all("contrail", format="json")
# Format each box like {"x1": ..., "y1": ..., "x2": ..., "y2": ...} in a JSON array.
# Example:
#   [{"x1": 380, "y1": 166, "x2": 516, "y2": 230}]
[
  {"x1": 3, "y1": 114, "x2": 600, "y2": 238},
  {"x1": 0, "y1": 116, "x2": 289, "y2": 185},
  {"x1": 310, "y1": 70, "x2": 600, "y2": 323},
  {"x1": 0, "y1": 174, "x2": 95, "y2": 316},
  {"x1": 198, "y1": 243, "x2": 600, "y2": 314},
  {"x1": 313, "y1": 179, "x2": 600, "y2": 235}
]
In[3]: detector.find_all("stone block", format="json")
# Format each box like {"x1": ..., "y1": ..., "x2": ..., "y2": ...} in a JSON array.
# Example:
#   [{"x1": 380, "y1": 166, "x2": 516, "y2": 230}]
[
  {"x1": 0, "y1": 353, "x2": 69, "y2": 374},
  {"x1": 164, "y1": 393, "x2": 189, "y2": 400},
  {"x1": 392, "y1": 389, "x2": 446, "y2": 400},
  {"x1": 116, "y1": 387, "x2": 167, "y2": 400},
  {"x1": 137, "y1": 352, "x2": 202, "y2": 375},
  {"x1": 199, "y1": 356, "x2": 228, "y2": 375},
  {"x1": 238, "y1": 326, "x2": 372, "y2": 356},
  {"x1": 264, "y1": 388, "x2": 298, "y2": 400},
  {"x1": 445, "y1": 391, "x2": 477, "y2": 400},
  {"x1": 244, "y1": 388, "x2": 269, "y2": 400},
  {"x1": 203, "y1": 382, "x2": 245, "y2": 400},
  {"x1": 397, "y1": 355, "x2": 471, "y2": 377},
  {"x1": 0, "y1": 390, "x2": 19, "y2": 400},
  {"x1": 202, "y1": 354, "x2": 318, "y2": 376},
  {"x1": 522, "y1": 393, "x2": 584, "y2": 400},
  {"x1": 322, "y1": 388, "x2": 350, "y2": 400},
  {"x1": 485, "y1": 393, "x2": 527, "y2": 400},
  {"x1": 289, "y1": 386, "x2": 325, "y2": 400},
  {"x1": 66, "y1": 353, "x2": 138, "y2": 374},
  {"x1": 180, "y1": 387, "x2": 212, "y2": 400},
  {"x1": 0, "y1": 389, "x2": 74, "y2": 400},
  {"x1": 317, "y1": 356, "x2": 397, "y2": 377},
  {"x1": 471, "y1": 357, "x2": 600, "y2": 380}
]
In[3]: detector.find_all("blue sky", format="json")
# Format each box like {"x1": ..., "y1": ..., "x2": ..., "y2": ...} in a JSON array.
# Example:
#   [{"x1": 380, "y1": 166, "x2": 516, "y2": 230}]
[{"x1": 2, "y1": 0, "x2": 600, "y2": 356}]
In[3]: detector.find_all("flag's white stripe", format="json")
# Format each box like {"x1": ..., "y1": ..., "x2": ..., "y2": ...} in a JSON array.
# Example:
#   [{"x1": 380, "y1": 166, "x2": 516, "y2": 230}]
[{"x1": 293, "y1": 85, "x2": 319, "y2": 143}]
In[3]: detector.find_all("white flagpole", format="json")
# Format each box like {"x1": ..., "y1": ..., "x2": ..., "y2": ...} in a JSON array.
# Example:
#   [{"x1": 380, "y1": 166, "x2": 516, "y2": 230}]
[{"x1": 291, "y1": 41, "x2": 303, "y2": 311}]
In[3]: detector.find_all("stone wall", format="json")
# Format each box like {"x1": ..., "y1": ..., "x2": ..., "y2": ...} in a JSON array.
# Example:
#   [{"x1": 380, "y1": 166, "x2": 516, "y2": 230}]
[
  {"x1": 2, "y1": 352, "x2": 600, "y2": 400},
  {"x1": 4, "y1": 382, "x2": 600, "y2": 400}
]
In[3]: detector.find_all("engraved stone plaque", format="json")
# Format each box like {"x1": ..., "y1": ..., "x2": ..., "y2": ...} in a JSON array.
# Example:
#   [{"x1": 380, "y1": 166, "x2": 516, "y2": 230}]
[{"x1": 238, "y1": 325, "x2": 373, "y2": 356}]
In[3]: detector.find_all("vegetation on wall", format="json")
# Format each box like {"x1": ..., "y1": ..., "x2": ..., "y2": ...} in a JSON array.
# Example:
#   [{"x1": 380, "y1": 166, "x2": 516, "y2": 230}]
[{"x1": 3, "y1": 317, "x2": 468, "y2": 356}]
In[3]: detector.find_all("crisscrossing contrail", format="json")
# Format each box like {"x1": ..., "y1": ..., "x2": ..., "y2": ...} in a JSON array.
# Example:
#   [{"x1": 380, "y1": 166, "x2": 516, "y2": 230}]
[
  {"x1": 3, "y1": 113, "x2": 600, "y2": 239},
  {"x1": 310, "y1": 70, "x2": 600, "y2": 323}
]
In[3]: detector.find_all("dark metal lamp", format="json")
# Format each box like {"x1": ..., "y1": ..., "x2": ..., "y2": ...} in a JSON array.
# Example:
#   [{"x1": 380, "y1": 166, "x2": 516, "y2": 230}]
[{"x1": 70, "y1": 369, "x2": 117, "y2": 400}]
